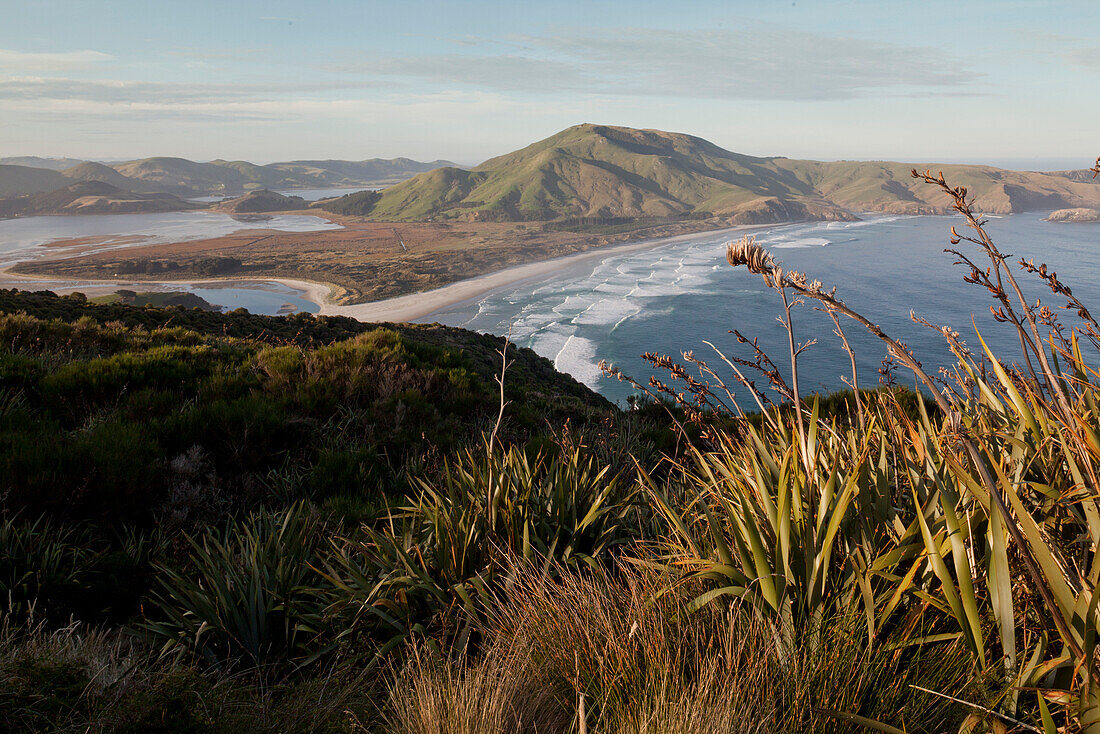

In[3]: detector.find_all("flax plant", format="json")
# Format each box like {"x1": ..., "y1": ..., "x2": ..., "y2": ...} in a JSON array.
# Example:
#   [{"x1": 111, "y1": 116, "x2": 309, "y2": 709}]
[
  {"x1": 319, "y1": 444, "x2": 635, "y2": 654},
  {"x1": 145, "y1": 503, "x2": 329, "y2": 666},
  {"x1": 613, "y1": 159, "x2": 1100, "y2": 730}
]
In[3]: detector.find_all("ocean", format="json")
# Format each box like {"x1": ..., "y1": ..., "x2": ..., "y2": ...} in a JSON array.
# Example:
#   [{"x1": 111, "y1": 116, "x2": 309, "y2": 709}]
[{"x1": 417, "y1": 213, "x2": 1100, "y2": 405}]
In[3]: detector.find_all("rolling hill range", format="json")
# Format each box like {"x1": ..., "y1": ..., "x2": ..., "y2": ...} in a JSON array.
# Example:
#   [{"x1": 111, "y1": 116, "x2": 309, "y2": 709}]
[
  {"x1": 60, "y1": 161, "x2": 138, "y2": 189},
  {"x1": 323, "y1": 124, "x2": 1100, "y2": 223},
  {"x1": 0, "y1": 164, "x2": 69, "y2": 197},
  {"x1": 0, "y1": 156, "x2": 88, "y2": 171},
  {"x1": 0, "y1": 156, "x2": 458, "y2": 197},
  {"x1": 0, "y1": 181, "x2": 198, "y2": 217}
]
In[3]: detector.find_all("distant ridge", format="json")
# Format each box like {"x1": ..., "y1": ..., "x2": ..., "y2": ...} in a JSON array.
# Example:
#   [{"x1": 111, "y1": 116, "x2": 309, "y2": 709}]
[
  {"x1": 0, "y1": 165, "x2": 70, "y2": 197},
  {"x1": 61, "y1": 161, "x2": 137, "y2": 190},
  {"x1": 323, "y1": 124, "x2": 1100, "y2": 223},
  {"x1": 0, "y1": 156, "x2": 458, "y2": 197},
  {"x1": 0, "y1": 181, "x2": 198, "y2": 217},
  {"x1": 0, "y1": 156, "x2": 87, "y2": 171}
]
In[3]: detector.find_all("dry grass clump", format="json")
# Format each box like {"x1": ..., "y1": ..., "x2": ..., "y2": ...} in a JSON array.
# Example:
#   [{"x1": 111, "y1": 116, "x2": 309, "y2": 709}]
[
  {"x1": 380, "y1": 561, "x2": 984, "y2": 733},
  {"x1": 383, "y1": 640, "x2": 570, "y2": 734}
]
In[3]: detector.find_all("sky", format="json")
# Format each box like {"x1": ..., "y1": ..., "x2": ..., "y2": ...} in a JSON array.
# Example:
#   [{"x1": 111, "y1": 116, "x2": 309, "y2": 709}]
[{"x1": 0, "y1": 0, "x2": 1097, "y2": 167}]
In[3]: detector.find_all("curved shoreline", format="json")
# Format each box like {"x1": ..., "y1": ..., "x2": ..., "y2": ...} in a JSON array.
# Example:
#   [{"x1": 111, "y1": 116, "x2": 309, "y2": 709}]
[
  {"x1": 1, "y1": 222, "x2": 771, "y2": 323},
  {"x1": 301, "y1": 223, "x2": 768, "y2": 322}
]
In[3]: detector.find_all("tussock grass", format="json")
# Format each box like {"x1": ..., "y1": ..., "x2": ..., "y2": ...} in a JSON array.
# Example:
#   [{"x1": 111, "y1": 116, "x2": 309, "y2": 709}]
[
  {"x1": 0, "y1": 614, "x2": 378, "y2": 733},
  {"x1": 384, "y1": 640, "x2": 569, "y2": 734},
  {"x1": 481, "y1": 562, "x2": 985, "y2": 733},
  {"x1": 612, "y1": 166, "x2": 1100, "y2": 730}
]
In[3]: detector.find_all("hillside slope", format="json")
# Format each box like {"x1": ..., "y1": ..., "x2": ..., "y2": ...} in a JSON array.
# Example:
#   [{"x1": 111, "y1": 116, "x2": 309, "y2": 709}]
[
  {"x1": 109, "y1": 156, "x2": 456, "y2": 196},
  {"x1": 0, "y1": 164, "x2": 69, "y2": 196},
  {"x1": 0, "y1": 288, "x2": 612, "y2": 521},
  {"x1": 0, "y1": 181, "x2": 198, "y2": 216},
  {"x1": 4, "y1": 156, "x2": 457, "y2": 197},
  {"x1": 325, "y1": 124, "x2": 1100, "y2": 222},
  {"x1": 0, "y1": 156, "x2": 87, "y2": 171},
  {"x1": 61, "y1": 161, "x2": 140, "y2": 190}
]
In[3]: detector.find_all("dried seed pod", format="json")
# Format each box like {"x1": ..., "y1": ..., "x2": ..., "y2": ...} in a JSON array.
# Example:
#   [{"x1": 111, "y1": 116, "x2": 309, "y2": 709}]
[{"x1": 725, "y1": 236, "x2": 776, "y2": 276}]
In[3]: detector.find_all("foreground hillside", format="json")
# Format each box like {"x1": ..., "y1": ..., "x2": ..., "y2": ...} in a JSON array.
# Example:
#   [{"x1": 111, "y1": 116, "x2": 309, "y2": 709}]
[
  {"x1": 0, "y1": 288, "x2": 612, "y2": 523},
  {"x1": 8, "y1": 169, "x2": 1100, "y2": 729},
  {"x1": 326, "y1": 123, "x2": 1100, "y2": 221}
]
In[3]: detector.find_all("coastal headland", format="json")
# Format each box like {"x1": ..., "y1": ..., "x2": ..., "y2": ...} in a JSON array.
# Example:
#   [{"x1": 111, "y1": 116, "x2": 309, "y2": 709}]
[{"x1": 6, "y1": 124, "x2": 1100, "y2": 320}]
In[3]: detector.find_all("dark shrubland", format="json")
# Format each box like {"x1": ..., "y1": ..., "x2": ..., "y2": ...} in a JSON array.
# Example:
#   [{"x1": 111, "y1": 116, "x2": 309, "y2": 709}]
[{"x1": 0, "y1": 290, "x2": 611, "y2": 523}]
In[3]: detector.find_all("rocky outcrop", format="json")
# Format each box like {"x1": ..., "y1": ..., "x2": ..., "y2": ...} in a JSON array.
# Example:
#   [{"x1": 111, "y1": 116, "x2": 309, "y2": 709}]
[{"x1": 1045, "y1": 208, "x2": 1100, "y2": 223}]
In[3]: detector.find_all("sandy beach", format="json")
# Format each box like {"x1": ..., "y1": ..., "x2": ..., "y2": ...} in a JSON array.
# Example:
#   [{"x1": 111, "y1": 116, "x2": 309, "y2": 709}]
[
  {"x1": 304, "y1": 223, "x2": 760, "y2": 323},
  {"x1": 0, "y1": 222, "x2": 766, "y2": 322}
]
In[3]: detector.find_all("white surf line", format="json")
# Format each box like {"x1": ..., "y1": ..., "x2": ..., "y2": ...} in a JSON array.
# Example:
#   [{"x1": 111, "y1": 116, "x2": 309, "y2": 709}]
[
  {"x1": 610, "y1": 306, "x2": 642, "y2": 334},
  {"x1": 322, "y1": 222, "x2": 774, "y2": 323}
]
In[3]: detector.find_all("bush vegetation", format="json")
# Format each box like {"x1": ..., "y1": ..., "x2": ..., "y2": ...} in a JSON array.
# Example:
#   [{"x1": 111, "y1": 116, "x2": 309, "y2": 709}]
[{"x1": 5, "y1": 164, "x2": 1100, "y2": 731}]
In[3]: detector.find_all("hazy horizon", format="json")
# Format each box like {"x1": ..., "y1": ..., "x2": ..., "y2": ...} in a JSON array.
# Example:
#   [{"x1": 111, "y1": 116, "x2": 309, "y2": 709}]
[
  {"x1": 2, "y1": 0, "x2": 1098, "y2": 165},
  {"x1": 2, "y1": 149, "x2": 1092, "y2": 174}
]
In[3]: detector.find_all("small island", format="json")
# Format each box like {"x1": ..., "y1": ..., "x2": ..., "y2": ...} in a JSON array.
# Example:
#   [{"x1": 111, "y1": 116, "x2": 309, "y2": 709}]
[{"x1": 211, "y1": 190, "x2": 310, "y2": 214}]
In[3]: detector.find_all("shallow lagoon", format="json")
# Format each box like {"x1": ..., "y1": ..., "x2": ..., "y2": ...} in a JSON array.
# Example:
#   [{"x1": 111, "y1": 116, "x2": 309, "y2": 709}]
[{"x1": 0, "y1": 211, "x2": 339, "y2": 315}]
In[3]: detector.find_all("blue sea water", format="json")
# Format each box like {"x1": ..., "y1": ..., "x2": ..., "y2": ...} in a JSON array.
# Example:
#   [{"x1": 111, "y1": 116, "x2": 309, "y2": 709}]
[{"x1": 419, "y1": 214, "x2": 1100, "y2": 405}]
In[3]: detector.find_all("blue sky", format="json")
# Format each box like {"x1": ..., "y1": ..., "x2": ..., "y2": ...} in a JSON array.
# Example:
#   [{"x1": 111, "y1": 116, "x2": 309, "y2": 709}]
[{"x1": 0, "y1": 0, "x2": 1097, "y2": 167}]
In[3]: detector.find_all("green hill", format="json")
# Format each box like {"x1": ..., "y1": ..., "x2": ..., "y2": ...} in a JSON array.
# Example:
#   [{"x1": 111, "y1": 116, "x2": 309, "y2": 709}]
[
  {"x1": 0, "y1": 164, "x2": 69, "y2": 197},
  {"x1": 60, "y1": 161, "x2": 140, "y2": 190},
  {"x1": 325, "y1": 124, "x2": 1100, "y2": 222}
]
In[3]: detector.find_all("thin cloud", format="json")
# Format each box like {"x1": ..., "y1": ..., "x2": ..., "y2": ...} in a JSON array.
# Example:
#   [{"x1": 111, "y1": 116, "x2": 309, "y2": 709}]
[
  {"x1": 1064, "y1": 47, "x2": 1100, "y2": 71},
  {"x1": 344, "y1": 26, "x2": 976, "y2": 101},
  {"x1": 0, "y1": 49, "x2": 114, "y2": 73},
  {"x1": 167, "y1": 47, "x2": 275, "y2": 62},
  {"x1": 0, "y1": 76, "x2": 384, "y2": 104},
  {"x1": 0, "y1": 90, "x2": 560, "y2": 129}
]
